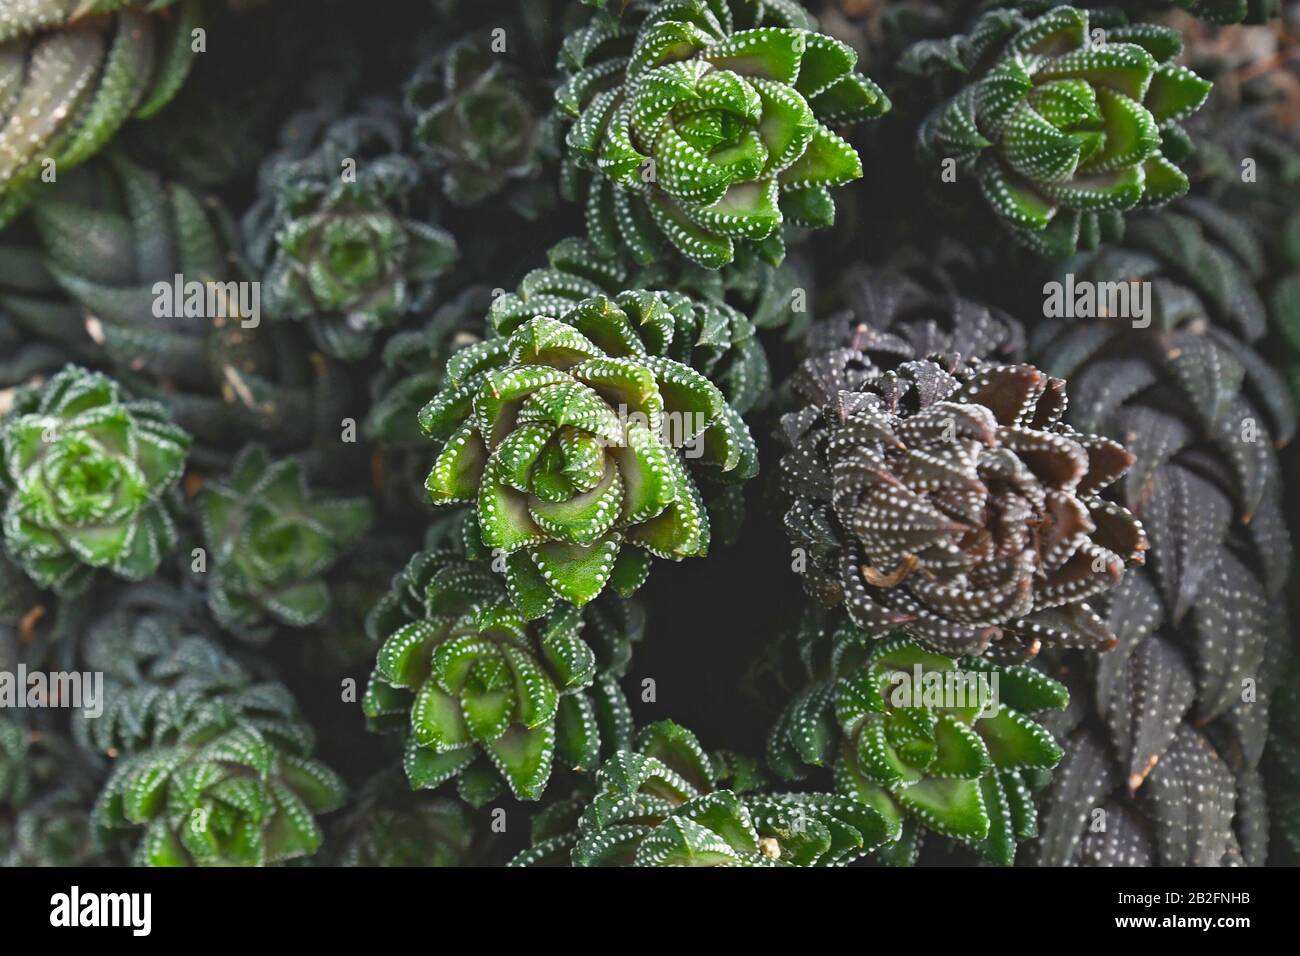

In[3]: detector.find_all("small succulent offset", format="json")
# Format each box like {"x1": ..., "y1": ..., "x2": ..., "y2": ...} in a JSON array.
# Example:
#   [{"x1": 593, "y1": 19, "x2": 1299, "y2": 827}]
[
  {"x1": 0, "y1": 0, "x2": 202, "y2": 225},
  {"x1": 0, "y1": 366, "x2": 190, "y2": 596},
  {"x1": 769, "y1": 620, "x2": 1068, "y2": 865},
  {"x1": 364, "y1": 550, "x2": 638, "y2": 802},
  {"x1": 556, "y1": 0, "x2": 890, "y2": 268},
  {"x1": 907, "y1": 5, "x2": 1212, "y2": 256},
  {"x1": 93, "y1": 681, "x2": 346, "y2": 867},
  {"x1": 245, "y1": 104, "x2": 458, "y2": 359},
  {"x1": 405, "y1": 35, "x2": 545, "y2": 208},
  {"x1": 198, "y1": 445, "x2": 372, "y2": 640},
  {"x1": 512, "y1": 720, "x2": 896, "y2": 866},
  {"x1": 422, "y1": 293, "x2": 757, "y2": 617},
  {"x1": 779, "y1": 351, "x2": 1147, "y2": 659}
]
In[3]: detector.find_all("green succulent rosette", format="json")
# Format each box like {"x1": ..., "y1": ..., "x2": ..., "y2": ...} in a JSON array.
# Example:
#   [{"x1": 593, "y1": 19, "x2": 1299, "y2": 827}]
[
  {"x1": 556, "y1": 0, "x2": 889, "y2": 268},
  {"x1": 769, "y1": 622, "x2": 1069, "y2": 865},
  {"x1": 198, "y1": 444, "x2": 372, "y2": 639},
  {"x1": 907, "y1": 5, "x2": 1212, "y2": 256},
  {"x1": 364, "y1": 549, "x2": 638, "y2": 803},
  {"x1": 421, "y1": 292, "x2": 757, "y2": 617},
  {"x1": 511, "y1": 720, "x2": 897, "y2": 866},
  {"x1": 0, "y1": 0, "x2": 202, "y2": 225},
  {"x1": 245, "y1": 105, "x2": 458, "y2": 359},
  {"x1": 0, "y1": 365, "x2": 190, "y2": 596},
  {"x1": 93, "y1": 682, "x2": 345, "y2": 867}
]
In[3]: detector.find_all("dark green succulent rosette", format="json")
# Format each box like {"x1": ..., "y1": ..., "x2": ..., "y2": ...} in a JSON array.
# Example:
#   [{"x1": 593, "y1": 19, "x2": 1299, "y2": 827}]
[
  {"x1": 73, "y1": 583, "x2": 345, "y2": 867},
  {"x1": 556, "y1": 0, "x2": 890, "y2": 268},
  {"x1": 198, "y1": 444, "x2": 372, "y2": 640},
  {"x1": 405, "y1": 34, "x2": 546, "y2": 210},
  {"x1": 0, "y1": 0, "x2": 202, "y2": 225},
  {"x1": 769, "y1": 620, "x2": 1069, "y2": 865},
  {"x1": 73, "y1": 586, "x2": 250, "y2": 755},
  {"x1": 511, "y1": 720, "x2": 897, "y2": 866},
  {"x1": 363, "y1": 550, "x2": 638, "y2": 802},
  {"x1": 93, "y1": 682, "x2": 345, "y2": 867},
  {"x1": 0, "y1": 365, "x2": 190, "y2": 596},
  {"x1": 422, "y1": 292, "x2": 757, "y2": 617},
  {"x1": 244, "y1": 105, "x2": 458, "y2": 359},
  {"x1": 907, "y1": 5, "x2": 1212, "y2": 256}
]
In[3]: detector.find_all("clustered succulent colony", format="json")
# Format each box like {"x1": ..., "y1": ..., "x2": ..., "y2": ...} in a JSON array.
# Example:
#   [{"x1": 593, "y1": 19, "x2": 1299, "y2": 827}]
[{"x1": 0, "y1": 0, "x2": 1296, "y2": 872}]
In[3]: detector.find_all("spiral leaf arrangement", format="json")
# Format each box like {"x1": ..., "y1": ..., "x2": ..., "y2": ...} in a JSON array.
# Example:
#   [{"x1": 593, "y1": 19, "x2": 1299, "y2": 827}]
[
  {"x1": 0, "y1": 366, "x2": 190, "y2": 596},
  {"x1": 406, "y1": 35, "x2": 545, "y2": 208},
  {"x1": 364, "y1": 549, "x2": 638, "y2": 802},
  {"x1": 422, "y1": 292, "x2": 757, "y2": 615},
  {"x1": 0, "y1": 0, "x2": 1296, "y2": 876},
  {"x1": 197, "y1": 444, "x2": 371, "y2": 639},
  {"x1": 244, "y1": 105, "x2": 459, "y2": 359},
  {"x1": 556, "y1": 0, "x2": 889, "y2": 267},
  {"x1": 779, "y1": 351, "x2": 1147, "y2": 659},
  {"x1": 93, "y1": 685, "x2": 345, "y2": 866},
  {"x1": 907, "y1": 6, "x2": 1212, "y2": 256},
  {"x1": 769, "y1": 619, "x2": 1068, "y2": 864},
  {"x1": 86, "y1": 587, "x2": 345, "y2": 866}
]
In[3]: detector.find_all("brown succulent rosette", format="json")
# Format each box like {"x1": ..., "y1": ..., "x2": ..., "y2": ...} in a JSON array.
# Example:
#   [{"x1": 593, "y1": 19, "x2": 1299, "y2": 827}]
[{"x1": 779, "y1": 350, "x2": 1147, "y2": 658}]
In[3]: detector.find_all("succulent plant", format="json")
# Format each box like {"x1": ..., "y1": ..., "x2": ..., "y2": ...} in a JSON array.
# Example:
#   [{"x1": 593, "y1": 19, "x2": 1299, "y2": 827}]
[
  {"x1": 555, "y1": 0, "x2": 890, "y2": 268},
  {"x1": 768, "y1": 618, "x2": 1069, "y2": 864},
  {"x1": 364, "y1": 549, "x2": 639, "y2": 802},
  {"x1": 1028, "y1": 202, "x2": 1294, "y2": 866},
  {"x1": 778, "y1": 350, "x2": 1147, "y2": 659},
  {"x1": 93, "y1": 678, "x2": 345, "y2": 866},
  {"x1": 421, "y1": 294, "x2": 757, "y2": 616},
  {"x1": 0, "y1": 365, "x2": 190, "y2": 596},
  {"x1": 0, "y1": 0, "x2": 202, "y2": 225},
  {"x1": 198, "y1": 444, "x2": 372, "y2": 640},
  {"x1": 243, "y1": 103, "x2": 458, "y2": 359},
  {"x1": 906, "y1": 5, "x2": 1212, "y2": 256},
  {"x1": 512, "y1": 719, "x2": 897, "y2": 866},
  {"x1": 405, "y1": 34, "x2": 546, "y2": 210}
]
